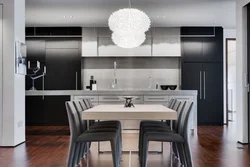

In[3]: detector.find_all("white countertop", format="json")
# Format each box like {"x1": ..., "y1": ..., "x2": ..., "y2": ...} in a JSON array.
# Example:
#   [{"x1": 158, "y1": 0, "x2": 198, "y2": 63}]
[{"x1": 25, "y1": 89, "x2": 198, "y2": 96}]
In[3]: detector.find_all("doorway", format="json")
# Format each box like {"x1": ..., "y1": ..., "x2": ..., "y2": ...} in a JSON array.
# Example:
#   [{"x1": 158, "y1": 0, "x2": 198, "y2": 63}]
[{"x1": 226, "y1": 38, "x2": 236, "y2": 124}]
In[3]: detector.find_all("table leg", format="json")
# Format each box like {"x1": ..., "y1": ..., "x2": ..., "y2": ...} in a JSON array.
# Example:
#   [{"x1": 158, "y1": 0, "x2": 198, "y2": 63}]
[
  {"x1": 86, "y1": 120, "x2": 89, "y2": 167},
  {"x1": 170, "y1": 120, "x2": 173, "y2": 167}
]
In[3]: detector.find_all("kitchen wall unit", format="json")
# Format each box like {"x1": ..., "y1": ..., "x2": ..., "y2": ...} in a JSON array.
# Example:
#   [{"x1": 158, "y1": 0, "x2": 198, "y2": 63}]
[
  {"x1": 25, "y1": 27, "x2": 82, "y2": 126},
  {"x1": 152, "y1": 28, "x2": 181, "y2": 57},
  {"x1": 82, "y1": 27, "x2": 181, "y2": 57},
  {"x1": 181, "y1": 27, "x2": 223, "y2": 126}
]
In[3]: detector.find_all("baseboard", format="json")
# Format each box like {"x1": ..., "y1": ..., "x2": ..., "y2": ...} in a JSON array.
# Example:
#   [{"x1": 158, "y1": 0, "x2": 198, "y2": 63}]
[{"x1": 0, "y1": 141, "x2": 25, "y2": 148}]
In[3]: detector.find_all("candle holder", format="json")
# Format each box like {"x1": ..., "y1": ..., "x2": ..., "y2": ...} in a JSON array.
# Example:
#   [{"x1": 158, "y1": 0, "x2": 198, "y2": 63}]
[{"x1": 27, "y1": 61, "x2": 46, "y2": 90}]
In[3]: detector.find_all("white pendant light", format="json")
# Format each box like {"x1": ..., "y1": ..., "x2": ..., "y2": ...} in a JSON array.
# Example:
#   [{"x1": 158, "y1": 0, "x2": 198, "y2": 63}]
[
  {"x1": 108, "y1": 8, "x2": 151, "y2": 35},
  {"x1": 112, "y1": 32, "x2": 146, "y2": 49},
  {"x1": 108, "y1": 0, "x2": 150, "y2": 48}
]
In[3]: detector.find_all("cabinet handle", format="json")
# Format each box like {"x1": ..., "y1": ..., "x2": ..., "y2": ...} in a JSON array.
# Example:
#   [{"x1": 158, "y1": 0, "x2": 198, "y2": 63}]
[
  {"x1": 42, "y1": 75, "x2": 45, "y2": 100},
  {"x1": 200, "y1": 71, "x2": 202, "y2": 100},
  {"x1": 244, "y1": 73, "x2": 249, "y2": 92},
  {"x1": 76, "y1": 72, "x2": 78, "y2": 90},
  {"x1": 203, "y1": 71, "x2": 206, "y2": 99}
]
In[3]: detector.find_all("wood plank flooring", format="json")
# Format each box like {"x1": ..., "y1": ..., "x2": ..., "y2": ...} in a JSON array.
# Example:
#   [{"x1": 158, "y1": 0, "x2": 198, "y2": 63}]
[{"x1": 0, "y1": 123, "x2": 250, "y2": 167}]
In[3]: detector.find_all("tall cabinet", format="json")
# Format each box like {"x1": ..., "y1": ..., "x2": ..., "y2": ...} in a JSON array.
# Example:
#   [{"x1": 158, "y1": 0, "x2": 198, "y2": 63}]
[
  {"x1": 25, "y1": 27, "x2": 82, "y2": 126},
  {"x1": 181, "y1": 27, "x2": 223, "y2": 126}
]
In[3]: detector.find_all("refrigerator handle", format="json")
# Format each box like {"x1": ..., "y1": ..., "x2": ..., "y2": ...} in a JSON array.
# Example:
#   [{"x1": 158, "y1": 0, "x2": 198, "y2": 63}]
[
  {"x1": 200, "y1": 71, "x2": 202, "y2": 99},
  {"x1": 203, "y1": 71, "x2": 206, "y2": 99},
  {"x1": 76, "y1": 72, "x2": 78, "y2": 90},
  {"x1": 244, "y1": 73, "x2": 249, "y2": 92}
]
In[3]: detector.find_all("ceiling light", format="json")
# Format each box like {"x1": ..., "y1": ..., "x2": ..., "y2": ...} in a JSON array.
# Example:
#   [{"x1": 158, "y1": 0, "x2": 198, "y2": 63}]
[
  {"x1": 108, "y1": 8, "x2": 151, "y2": 35},
  {"x1": 111, "y1": 32, "x2": 146, "y2": 49}
]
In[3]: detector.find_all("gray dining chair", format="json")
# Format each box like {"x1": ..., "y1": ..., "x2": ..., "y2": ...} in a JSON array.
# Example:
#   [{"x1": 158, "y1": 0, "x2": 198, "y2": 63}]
[
  {"x1": 138, "y1": 100, "x2": 185, "y2": 161},
  {"x1": 138, "y1": 100, "x2": 180, "y2": 155},
  {"x1": 73, "y1": 100, "x2": 122, "y2": 156},
  {"x1": 65, "y1": 101, "x2": 121, "y2": 167},
  {"x1": 140, "y1": 102, "x2": 194, "y2": 167}
]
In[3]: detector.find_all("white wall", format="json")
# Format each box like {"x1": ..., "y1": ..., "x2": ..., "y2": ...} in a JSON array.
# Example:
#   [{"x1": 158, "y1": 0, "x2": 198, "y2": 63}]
[
  {"x1": 0, "y1": 0, "x2": 25, "y2": 146},
  {"x1": 236, "y1": 0, "x2": 249, "y2": 143},
  {"x1": 223, "y1": 29, "x2": 236, "y2": 124}
]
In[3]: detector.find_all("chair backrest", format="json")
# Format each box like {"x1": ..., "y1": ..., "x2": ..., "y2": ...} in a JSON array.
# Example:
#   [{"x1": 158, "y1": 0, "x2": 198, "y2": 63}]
[
  {"x1": 83, "y1": 99, "x2": 91, "y2": 109},
  {"x1": 172, "y1": 100, "x2": 181, "y2": 111},
  {"x1": 178, "y1": 102, "x2": 194, "y2": 140},
  {"x1": 168, "y1": 99, "x2": 174, "y2": 108},
  {"x1": 173, "y1": 101, "x2": 187, "y2": 132},
  {"x1": 87, "y1": 99, "x2": 94, "y2": 108},
  {"x1": 79, "y1": 100, "x2": 88, "y2": 110},
  {"x1": 73, "y1": 101, "x2": 87, "y2": 132},
  {"x1": 65, "y1": 101, "x2": 82, "y2": 141},
  {"x1": 169, "y1": 99, "x2": 177, "y2": 109}
]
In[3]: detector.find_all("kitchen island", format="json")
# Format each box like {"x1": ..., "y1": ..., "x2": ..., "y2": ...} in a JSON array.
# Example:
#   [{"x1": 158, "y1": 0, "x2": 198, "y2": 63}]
[{"x1": 26, "y1": 89, "x2": 197, "y2": 132}]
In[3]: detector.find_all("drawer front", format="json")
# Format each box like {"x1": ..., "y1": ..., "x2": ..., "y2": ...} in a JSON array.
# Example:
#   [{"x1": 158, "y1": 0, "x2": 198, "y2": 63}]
[
  {"x1": 144, "y1": 95, "x2": 168, "y2": 102},
  {"x1": 99, "y1": 95, "x2": 121, "y2": 102},
  {"x1": 169, "y1": 96, "x2": 193, "y2": 102},
  {"x1": 73, "y1": 96, "x2": 98, "y2": 102}
]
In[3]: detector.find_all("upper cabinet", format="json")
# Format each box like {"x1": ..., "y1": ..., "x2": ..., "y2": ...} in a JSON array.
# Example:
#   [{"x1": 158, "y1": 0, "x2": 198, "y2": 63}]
[
  {"x1": 81, "y1": 27, "x2": 181, "y2": 57},
  {"x1": 98, "y1": 28, "x2": 151, "y2": 57},
  {"x1": 181, "y1": 27, "x2": 223, "y2": 63},
  {"x1": 82, "y1": 28, "x2": 98, "y2": 57},
  {"x1": 152, "y1": 28, "x2": 181, "y2": 57}
]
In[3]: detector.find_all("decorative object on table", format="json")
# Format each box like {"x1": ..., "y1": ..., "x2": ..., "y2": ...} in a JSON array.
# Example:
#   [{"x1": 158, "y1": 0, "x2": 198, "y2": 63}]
[
  {"x1": 160, "y1": 85, "x2": 169, "y2": 90},
  {"x1": 119, "y1": 96, "x2": 138, "y2": 108},
  {"x1": 111, "y1": 61, "x2": 117, "y2": 88},
  {"x1": 108, "y1": 0, "x2": 150, "y2": 48},
  {"x1": 27, "y1": 61, "x2": 46, "y2": 90},
  {"x1": 86, "y1": 75, "x2": 97, "y2": 90},
  {"x1": 15, "y1": 41, "x2": 27, "y2": 75},
  {"x1": 92, "y1": 80, "x2": 97, "y2": 90}
]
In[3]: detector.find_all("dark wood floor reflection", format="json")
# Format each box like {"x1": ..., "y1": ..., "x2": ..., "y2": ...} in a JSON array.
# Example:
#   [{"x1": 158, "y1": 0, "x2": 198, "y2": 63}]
[{"x1": 0, "y1": 123, "x2": 250, "y2": 167}]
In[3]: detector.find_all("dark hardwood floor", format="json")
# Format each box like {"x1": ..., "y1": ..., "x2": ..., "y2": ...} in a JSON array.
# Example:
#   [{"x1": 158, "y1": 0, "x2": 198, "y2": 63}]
[{"x1": 0, "y1": 123, "x2": 250, "y2": 167}]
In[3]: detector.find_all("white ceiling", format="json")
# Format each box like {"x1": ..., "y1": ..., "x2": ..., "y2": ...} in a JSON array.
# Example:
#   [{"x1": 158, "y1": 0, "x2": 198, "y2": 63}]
[{"x1": 26, "y1": 0, "x2": 236, "y2": 28}]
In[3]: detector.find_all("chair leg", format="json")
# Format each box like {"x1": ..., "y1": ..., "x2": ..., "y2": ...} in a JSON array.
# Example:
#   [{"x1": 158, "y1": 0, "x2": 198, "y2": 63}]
[
  {"x1": 183, "y1": 142, "x2": 193, "y2": 167},
  {"x1": 67, "y1": 142, "x2": 76, "y2": 167},
  {"x1": 175, "y1": 143, "x2": 185, "y2": 167},
  {"x1": 74, "y1": 143, "x2": 81, "y2": 166},
  {"x1": 110, "y1": 139, "x2": 118, "y2": 167},
  {"x1": 141, "y1": 138, "x2": 149, "y2": 167}
]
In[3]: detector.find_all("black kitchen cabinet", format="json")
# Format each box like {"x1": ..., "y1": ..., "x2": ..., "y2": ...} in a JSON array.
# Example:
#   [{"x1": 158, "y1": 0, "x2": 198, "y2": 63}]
[
  {"x1": 26, "y1": 96, "x2": 45, "y2": 126},
  {"x1": 43, "y1": 96, "x2": 70, "y2": 126},
  {"x1": 182, "y1": 62, "x2": 223, "y2": 125},
  {"x1": 25, "y1": 96, "x2": 70, "y2": 126},
  {"x1": 45, "y1": 47, "x2": 81, "y2": 90},
  {"x1": 25, "y1": 38, "x2": 46, "y2": 90},
  {"x1": 182, "y1": 27, "x2": 223, "y2": 63},
  {"x1": 182, "y1": 38, "x2": 203, "y2": 62}
]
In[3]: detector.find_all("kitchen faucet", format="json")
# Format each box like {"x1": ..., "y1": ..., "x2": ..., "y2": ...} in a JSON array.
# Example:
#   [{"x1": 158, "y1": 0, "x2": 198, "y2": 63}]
[{"x1": 112, "y1": 61, "x2": 117, "y2": 88}]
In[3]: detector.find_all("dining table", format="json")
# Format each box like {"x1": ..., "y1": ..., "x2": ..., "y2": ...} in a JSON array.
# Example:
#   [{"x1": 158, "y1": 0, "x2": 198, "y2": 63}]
[{"x1": 82, "y1": 104, "x2": 178, "y2": 167}]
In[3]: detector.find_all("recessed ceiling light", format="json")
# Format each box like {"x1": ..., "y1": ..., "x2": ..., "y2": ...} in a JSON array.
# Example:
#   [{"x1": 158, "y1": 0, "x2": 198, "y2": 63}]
[
  {"x1": 63, "y1": 16, "x2": 73, "y2": 19},
  {"x1": 157, "y1": 15, "x2": 160, "y2": 17}
]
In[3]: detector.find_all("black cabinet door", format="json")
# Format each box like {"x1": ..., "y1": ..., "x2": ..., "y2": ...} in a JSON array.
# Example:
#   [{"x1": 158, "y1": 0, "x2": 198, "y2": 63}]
[
  {"x1": 182, "y1": 63, "x2": 203, "y2": 99},
  {"x1": 202, "y1": 28, "x2": 223, "y2": 62},
  {"x1": 200, "y1": 63, "x2": 223, "y2": 125},
  {"x1": 26, "y1": 39, "x2": 46, "y2": 63},
  {"x1": 43, "y1": 96, "x2": 70, "y2": 126},
  {"x1": 25, "y1": 96, "x2": 45, "y2": 126},
  {"x1": 182, "y1": 38, "x2": 203, "y2": 62},
  {"x1": 26, "y1": 39, "x2": 46, "y2": 90},
  {"x1": 45, "y1": 48, "x2": 81, "y2": 90},
  {"x1": 181, "y1": 27, "x2": 223, "y2": 63}
]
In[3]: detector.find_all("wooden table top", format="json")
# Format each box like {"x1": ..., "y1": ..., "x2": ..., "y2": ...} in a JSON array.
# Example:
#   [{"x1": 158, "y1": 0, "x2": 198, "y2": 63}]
[{"x1": 82, "y1": 104, "x2": 177, "y2": 120}]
